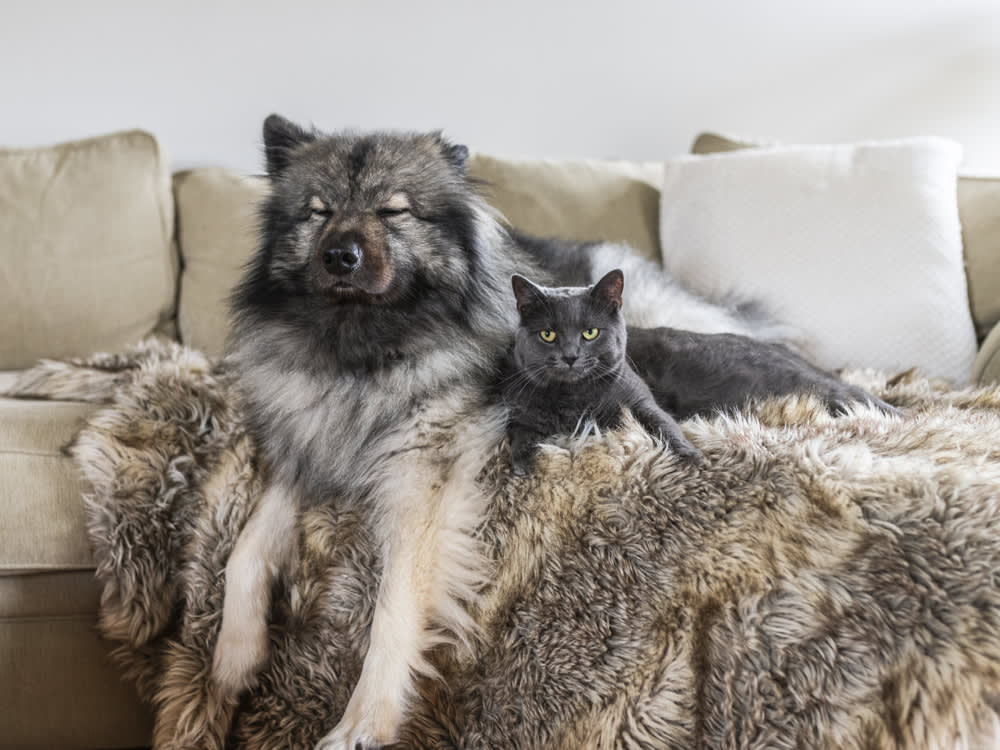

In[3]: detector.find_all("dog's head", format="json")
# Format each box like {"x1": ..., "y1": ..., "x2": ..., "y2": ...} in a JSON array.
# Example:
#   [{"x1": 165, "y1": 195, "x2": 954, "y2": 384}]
[
  {"x1": 230, "y1": 115, "x2": 516, "y2": 371},
  {"x1": 251, "y1": 114, "x2": 485, "y2": 307}
]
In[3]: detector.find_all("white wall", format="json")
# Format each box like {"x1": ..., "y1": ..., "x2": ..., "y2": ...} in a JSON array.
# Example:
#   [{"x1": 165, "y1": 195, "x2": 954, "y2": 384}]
[{"x1": 2, "y1": 0, "x2": 998, "y2": 173}]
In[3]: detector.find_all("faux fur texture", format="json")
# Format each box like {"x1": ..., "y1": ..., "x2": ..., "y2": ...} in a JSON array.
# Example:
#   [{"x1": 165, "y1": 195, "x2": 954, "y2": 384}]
[{"x1": 10, "y1": 338, "x2": 1000, "y2": 750}]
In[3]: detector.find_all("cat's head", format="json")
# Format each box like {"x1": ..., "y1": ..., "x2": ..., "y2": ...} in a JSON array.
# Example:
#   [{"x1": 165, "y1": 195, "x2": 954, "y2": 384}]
[{"x1": 510, "y1": 269, "x2": 626, "y2": 384}]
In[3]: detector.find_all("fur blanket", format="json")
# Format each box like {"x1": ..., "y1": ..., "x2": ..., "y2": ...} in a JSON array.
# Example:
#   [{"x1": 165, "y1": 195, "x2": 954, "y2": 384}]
[{"x1": 10, "y1": 339, "x2": 1000, "y2": 750}]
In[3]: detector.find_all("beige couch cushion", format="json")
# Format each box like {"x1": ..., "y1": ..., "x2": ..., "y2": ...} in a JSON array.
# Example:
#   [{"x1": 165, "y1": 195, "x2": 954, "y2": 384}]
[
  {"x1": 468, "y1": 153, "x2": 664, "y2": 262},
  {"x1": 0, "y1": 370, "x2": 153, "y2": 744},
  {"x1": 175, "y1": 156, "x2": 666, "y2": 358},
  {"x1": 174, "y1": 168, "x2": 267, "y2": 358},
  {"x1": 0, "y1": 131, "x2": 179, "y2": 369},
  {"x1": 959, "y1": 176, "x2": 1000, "y2": 339},
  {"x1": 0, "y1": 577, "x2": 154, "y2": 748},
  {"x1": 692, "y1": 132, "x2": 1000, "y2": 340},
  {"x1": 973, "y1": 320, "x2": 1000, "y2": 386},
  {"x1": 0, "y1": 395, "x2": 98, "y2": 572}
]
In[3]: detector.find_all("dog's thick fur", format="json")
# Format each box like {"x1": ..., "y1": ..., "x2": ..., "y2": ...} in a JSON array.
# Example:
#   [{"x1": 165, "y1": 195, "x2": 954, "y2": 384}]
[
  {"x1": 219, "y1": 118, "x2": 534, "y2": 748},
  {"x1": 8, "y1": 341, "x2": 1000, "y2": 749},
  {"x1": 214, "y1": 116, "x2": 897, "y2": 748}
]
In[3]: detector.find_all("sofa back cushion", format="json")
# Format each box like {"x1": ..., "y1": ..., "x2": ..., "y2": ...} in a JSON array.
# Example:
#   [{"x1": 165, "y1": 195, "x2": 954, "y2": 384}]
[
  {"x1": 0, "y1": 131, "x2": 178, "y2": 368},
  {"x1": 958, "y1": 177, "x2": 1000, "y2": 339},
  {"x1": 467, "y1": 153, "x2": 664, "y2": 262},
  {"x1": 692, "y1": 133, "x2": 1000, "y2": 340},
  {"x1": 173, "y1": 168, "x2": 267, "y2": 358}
]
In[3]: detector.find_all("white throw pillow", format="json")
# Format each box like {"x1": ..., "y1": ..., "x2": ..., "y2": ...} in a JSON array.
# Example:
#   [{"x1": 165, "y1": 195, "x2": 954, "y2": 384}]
[{"x1": 659, "y1": 138, "x2": 976, "y2": 384}]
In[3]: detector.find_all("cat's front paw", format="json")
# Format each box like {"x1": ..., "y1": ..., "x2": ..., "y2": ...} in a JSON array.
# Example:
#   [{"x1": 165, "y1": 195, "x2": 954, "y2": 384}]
[
  {"x1": 511, "y1": 457, "x2": 531, "y2": 476},
  {"x1": 666, "y1": 435, "x2": 703, "y2": 466},
  {"x1": 509, "y1": 446, "x2": 537, "y2": 476}
]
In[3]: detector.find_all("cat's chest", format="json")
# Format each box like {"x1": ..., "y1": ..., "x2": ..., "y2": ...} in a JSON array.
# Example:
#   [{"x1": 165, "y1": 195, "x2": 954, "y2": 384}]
[{"x1": 511, "y1": 379, "x2": 624, "y2": 427}]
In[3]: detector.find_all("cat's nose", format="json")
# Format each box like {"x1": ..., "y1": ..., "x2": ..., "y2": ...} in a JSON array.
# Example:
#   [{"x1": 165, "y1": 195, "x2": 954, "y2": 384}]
[{"x1": 563, "y1": 355, "x2": 578, "y2": 367}]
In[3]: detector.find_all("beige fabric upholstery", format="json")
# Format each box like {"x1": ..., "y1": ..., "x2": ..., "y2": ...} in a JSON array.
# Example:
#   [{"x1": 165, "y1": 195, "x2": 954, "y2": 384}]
[
  {"x1": 691, "y1": 132, "x2": 1000, "y2": 340},
  {"x1": 0, "y1": 396, "x2": 98, "y2": 572},
  {"x1": 174, "y1": 168, "x2": 268, "y2": 358},
  {"x1": 973, "y1": 321, "x2": 1000, "y2": 385},
  {"x1": 0, "y1": 131, "x2": 179, "y2": 369},
  {"x1": 0, "y1": 392, "x2": 153, "y2": 745},
  {"x1": 0, "y1": 370, "x2": 21, "y2": 393},
  {"x1": 468, "y1": 153, "x2": 664, "y2": 262},
  {"x1": 690, "y1": 132, "x2": 757, "y2": 154},
  {"x1": 959, "y1": 177, "x2": 1000, "y2": 338},
  {"x1": 0, "y1": 598, "x2": 154, "y2": 748}
]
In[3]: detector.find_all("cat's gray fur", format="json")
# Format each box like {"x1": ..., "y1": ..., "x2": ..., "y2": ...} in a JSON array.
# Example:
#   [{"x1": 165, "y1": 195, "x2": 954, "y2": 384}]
[{"x1": 501, "y1": 270, "x2": 700, "y2": 474}]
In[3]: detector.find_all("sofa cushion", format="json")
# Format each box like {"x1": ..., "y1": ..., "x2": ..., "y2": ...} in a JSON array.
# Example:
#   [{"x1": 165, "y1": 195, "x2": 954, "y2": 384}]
[
  {"x1": 664, "y1": 136, "x2": 977, "y2": 384},
  {"x1": 0, "y1": 600, "x2": 154, "y2": 747},
  {"x1": 973, "y1": 320, "x2": 1000, "y2": 386},
  {"x1": 0, "y1": 130, "x2": 179, "y2": 369},
  {"x1": 174, "y1": 155, "x2": 665, "y2": 359},
  {"x1": 174, "y1": 168, "x2": 267, "y2": 358},
  {"x1": 0, "y1": 395, "x2": 98, "y2": 572},
  {"x1": 693, "y1": 132, "x2": 1000, "y2": 340},
  {"x1": 959, "y1": 176, "x2": 1000, "y2": 339},
  {"x1": 467, "y1": 153, "x2": 663, "y2": 262}
]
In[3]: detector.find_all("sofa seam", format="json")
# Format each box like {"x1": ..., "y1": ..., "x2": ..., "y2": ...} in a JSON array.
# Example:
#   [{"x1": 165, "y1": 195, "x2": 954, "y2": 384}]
[
  {"x1": 0, "y1": 565, "x2": 96, "y2": 573},
  {"x1": 0, "y1": 614, "x2": 98, "y2": 624}
]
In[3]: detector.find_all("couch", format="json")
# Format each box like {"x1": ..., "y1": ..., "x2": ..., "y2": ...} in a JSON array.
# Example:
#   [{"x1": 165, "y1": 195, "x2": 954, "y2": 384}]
[{"x1": 1, "y1": 129, "x2": 998, "y2": 749}]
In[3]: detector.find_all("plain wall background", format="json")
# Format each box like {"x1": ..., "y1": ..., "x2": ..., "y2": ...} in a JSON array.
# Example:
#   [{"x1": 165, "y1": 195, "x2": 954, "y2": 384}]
[{"x1": 2, "y1": 0, "x2": 998, "y2": 173}]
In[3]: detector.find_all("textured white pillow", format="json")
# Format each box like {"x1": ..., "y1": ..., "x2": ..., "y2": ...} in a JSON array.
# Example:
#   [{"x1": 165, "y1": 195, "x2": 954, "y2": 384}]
[{"x1": 659, "y1": 138, "x2": 976, "y2": 384}]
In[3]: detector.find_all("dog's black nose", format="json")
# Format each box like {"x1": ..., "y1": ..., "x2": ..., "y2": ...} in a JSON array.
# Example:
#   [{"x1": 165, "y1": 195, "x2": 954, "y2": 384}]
[{"x1": 321, "y1": 244, "x2": 363, "y2": 275}]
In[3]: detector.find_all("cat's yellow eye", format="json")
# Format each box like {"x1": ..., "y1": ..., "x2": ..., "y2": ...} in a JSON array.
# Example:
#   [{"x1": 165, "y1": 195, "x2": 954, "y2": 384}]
[
  {"x1": 582, "y1": 328, "x2": 600, "y2": 341},
  {"x1": 539, "y1": 330, "x2": 557, "y2": 343}
]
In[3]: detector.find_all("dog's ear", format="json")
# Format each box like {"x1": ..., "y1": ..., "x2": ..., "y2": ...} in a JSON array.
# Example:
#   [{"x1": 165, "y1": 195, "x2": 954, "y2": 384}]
[
  {"x1": 262, "y1": 114, "x2": 316, "y2": 176},
  {"x1": 444, "y1": 142, "x2": 470, "y2": 172},
  {"x1": 511, "y1": 274, "x2": 545, "y2": 317},
  {"x1": 431, "y1": 132, "x2": 469, "y2": 173},
  {"x1": 590, "y1": 269, "x2": 624, "y2": 310}
]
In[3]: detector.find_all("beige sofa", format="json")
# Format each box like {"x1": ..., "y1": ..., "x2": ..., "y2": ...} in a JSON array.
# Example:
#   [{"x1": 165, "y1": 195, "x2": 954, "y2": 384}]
[{"x1": 1, "y1": 130, "x2": 998, "y2": 749}]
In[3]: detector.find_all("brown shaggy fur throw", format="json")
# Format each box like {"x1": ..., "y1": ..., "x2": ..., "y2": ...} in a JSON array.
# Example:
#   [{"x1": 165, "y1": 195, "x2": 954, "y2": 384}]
[{"x1": 10, "y1": 339, "x2": 1000, "y2": 749}]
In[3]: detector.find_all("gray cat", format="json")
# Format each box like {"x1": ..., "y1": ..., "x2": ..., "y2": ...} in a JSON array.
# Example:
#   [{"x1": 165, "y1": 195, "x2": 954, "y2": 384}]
[{"x1": 501, "y1": 269, "x2": 702, "y2": 475}]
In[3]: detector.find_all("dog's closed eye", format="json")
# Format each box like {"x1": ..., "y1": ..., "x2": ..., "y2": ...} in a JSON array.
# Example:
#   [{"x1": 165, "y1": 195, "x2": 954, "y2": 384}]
[
  {"x1": 377, "y1": 192, "x2": 411, "y2": 219},
  {"x1": 308, "y1": 196, "x2": 332, "y2": 219}
]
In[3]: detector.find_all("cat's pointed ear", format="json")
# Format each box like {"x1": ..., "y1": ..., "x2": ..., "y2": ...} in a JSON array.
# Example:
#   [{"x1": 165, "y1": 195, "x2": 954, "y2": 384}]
[
  {"x1": 263, "y1": 114, "x2": 316, "y2": 176},
  {"x1": 511, "y1": 274, "x2": 545, "y2": 317},
  {"x1": 591, "y1": 269, "x2": 624, "y2": 310}
]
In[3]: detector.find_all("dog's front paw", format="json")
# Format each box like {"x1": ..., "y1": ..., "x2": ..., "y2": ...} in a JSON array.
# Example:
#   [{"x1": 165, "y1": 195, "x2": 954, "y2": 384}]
[
  {"x1": 212, "y1": 616, "x2": 269, "y2": 696},
  {"x1": 315, "y1": 687, "x2": 404, "y2": 750}
]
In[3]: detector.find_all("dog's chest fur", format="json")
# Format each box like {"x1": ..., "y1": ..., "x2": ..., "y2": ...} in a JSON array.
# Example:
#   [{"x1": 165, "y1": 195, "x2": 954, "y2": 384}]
[{"x1": 230, "y1": 332, "x2": 501, "y2": 505}]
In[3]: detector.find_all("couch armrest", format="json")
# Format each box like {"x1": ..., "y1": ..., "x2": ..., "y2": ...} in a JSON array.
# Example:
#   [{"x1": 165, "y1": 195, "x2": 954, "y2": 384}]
[{"x1": 972, "y1": 321, "x2": 1000, "y2": 385}]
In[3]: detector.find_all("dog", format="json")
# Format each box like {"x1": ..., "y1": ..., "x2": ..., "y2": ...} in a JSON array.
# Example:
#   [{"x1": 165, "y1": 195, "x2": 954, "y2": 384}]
[{"x1": 213, "y1": 114, "x2": 894, "y2": 749}]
